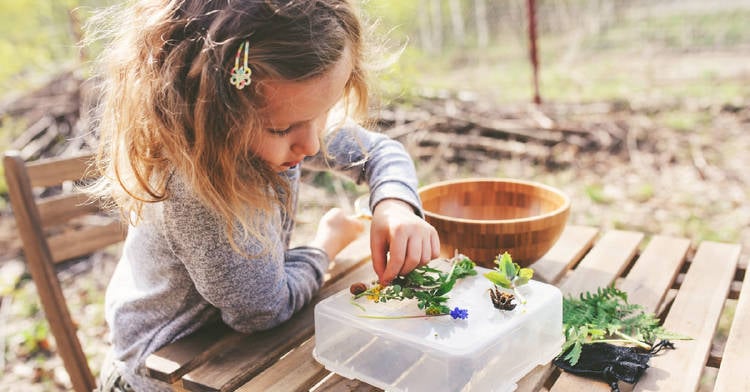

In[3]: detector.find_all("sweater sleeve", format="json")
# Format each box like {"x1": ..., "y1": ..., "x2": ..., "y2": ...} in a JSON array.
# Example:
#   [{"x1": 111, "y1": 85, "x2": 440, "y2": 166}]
[
  {"x1": 305, "y1": 120, "x2": 424, "y2": 217},
  {"x1": 160, "y1": 182, "x2": 330, "y2": 334}
]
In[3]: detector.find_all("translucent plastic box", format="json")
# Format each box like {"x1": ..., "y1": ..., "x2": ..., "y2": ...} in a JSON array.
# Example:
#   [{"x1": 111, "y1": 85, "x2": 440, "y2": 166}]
[{"x1": 313, "y1": 263, "x2": 563, "y2": 392}]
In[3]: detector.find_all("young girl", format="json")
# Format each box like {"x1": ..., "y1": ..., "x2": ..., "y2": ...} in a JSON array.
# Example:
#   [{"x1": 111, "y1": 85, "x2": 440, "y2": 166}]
[{"x1": 88, "y1": 0, "x2": 440, "y2": 390}]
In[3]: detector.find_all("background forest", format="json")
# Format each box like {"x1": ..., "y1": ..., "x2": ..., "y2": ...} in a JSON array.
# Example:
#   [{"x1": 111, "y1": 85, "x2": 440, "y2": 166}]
[{"x1": 1, "y1": 0, "x2": 749, "y2": 391}]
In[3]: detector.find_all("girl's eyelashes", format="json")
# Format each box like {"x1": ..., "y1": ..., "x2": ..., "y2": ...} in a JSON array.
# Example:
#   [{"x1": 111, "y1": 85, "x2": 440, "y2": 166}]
[{"x1": 268, "y1": 127, "x2": 292, "y2": 137}]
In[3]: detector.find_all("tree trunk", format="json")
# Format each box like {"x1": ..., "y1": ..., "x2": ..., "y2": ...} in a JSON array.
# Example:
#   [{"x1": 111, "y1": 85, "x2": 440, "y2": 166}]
[
  {"x1": 418, "y1": 0, "x2": 435, "y2": 53},
  {"x1": 429, "y1": 0, "x2": 444, "y2": 53},
  {"x1": 448, "y1": 0, "x2": 466, "y2": 46},
  {"x1": 474, "y1": 0, "x2": 489, "y2": 47}
]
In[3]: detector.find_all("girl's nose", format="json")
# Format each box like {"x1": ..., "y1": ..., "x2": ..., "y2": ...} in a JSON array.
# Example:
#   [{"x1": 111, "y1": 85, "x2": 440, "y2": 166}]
[{"x1": 292, "y1": 123, "x2": 321, "y2": 157}]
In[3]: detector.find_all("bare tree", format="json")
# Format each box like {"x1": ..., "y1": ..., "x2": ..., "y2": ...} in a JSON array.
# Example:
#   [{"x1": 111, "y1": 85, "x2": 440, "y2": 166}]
[
  {"x1": 448, "y1": 0, "x2": 466, "y2": 46},
  {"x1": 474, "y1": 0, "x2": 489, "y2": 47},
  {"x1": 418, "y1": 0, "x2": 435, "y2": 53},
  {"x1": 429, "y1": 0, "x2": 444, "y2": 53}
]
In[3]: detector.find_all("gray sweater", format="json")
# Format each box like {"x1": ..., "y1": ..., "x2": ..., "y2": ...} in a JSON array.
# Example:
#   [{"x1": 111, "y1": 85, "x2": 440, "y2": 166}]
[{"x1": 104, "y1": 123, "x2": 423, "y2": 391}]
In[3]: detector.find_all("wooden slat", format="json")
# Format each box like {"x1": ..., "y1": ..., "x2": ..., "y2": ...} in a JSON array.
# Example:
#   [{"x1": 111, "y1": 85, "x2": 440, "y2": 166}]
[
  {"x1": 529, "y1": 225, "x2": 599, "y2": 284},
  {"x1": 37, "y1": 193, "x2": 99, "y2": 227},
  {"x1": 181, "y1": 263, "x2": 377, "y2": 392},
  {"x1": 548, "y1": 235, "x2": 691, "y2": 392},
  {"x1": 516, "y1": 364, "x2": 557, "y2": 392},
  {"x1": 146, "y1": 230, "x2": 372, "y2": 385},
  {"x1": 235, "y1": 337, "x2": 328, "y2": 392},
  {"x1": 713, "y1": 255, "x2": 750, "y2": 391},
  {"x1": 617, "y1": 235, "x2": 691, "y2": 312},
  {"x1": 635, "y1": 241, "x2": 741, "y2": 392},
  {"x1": 26, "y1": 153, "x2": 95, "y2": 187},
  {"x1": 559, "y1": 230, "x2": 644, "y2": 296},
  {"x1": 146, "y1": 323, "x2": 241, "y2": 383},
  {"x1": 48, "y1": 220, "x2": 126, "y2": 263}
]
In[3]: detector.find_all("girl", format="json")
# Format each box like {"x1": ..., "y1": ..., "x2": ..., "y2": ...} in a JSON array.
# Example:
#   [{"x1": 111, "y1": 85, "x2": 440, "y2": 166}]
[{"x1": 88, "y1": 0, "x2": 440, "y2": 390}]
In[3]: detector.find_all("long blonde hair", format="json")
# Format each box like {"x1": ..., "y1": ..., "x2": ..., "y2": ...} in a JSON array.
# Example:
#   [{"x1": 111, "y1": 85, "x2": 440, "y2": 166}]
[{"x1": 87, "y1": 0, "x2": 369, "y2": 253}]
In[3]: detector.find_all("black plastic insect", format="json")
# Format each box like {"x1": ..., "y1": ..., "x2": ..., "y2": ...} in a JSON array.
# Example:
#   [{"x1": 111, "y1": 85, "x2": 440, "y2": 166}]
[{"x1": 489, "y1": 286, "x2": 517, "y2": 311}]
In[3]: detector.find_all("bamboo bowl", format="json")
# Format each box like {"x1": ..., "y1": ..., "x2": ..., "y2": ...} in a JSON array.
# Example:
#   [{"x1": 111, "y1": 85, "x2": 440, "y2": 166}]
[{"x1": 419, "y1": 178, "x2": 570, "y2": 268}]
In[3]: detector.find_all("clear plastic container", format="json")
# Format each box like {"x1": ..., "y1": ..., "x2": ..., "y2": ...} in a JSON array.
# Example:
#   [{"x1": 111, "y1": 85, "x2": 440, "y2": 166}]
[{"x1": 313, "y1": 263, "x2": 563, "y2": 392}]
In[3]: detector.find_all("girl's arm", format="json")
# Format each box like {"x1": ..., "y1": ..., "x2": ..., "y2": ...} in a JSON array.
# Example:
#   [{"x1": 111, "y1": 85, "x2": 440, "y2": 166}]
[
  {"x1": 305, "y1": 122, "x2": 441, "y2": 285},
  {"x1": 161, "y1": 181, "x2": 329, "y2": 333},
  {"x1": 305, "y1": 121, "x2": 424, "y2": 216}
]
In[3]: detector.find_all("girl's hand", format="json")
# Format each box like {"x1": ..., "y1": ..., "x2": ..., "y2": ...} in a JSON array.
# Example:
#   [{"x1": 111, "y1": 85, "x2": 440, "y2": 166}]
[
  {"x1": 310, "y1": 208, "x2": 365, "y2": 259},
  {"x1": 370, "y1": 199, "x2": 440, "y2": 285}
]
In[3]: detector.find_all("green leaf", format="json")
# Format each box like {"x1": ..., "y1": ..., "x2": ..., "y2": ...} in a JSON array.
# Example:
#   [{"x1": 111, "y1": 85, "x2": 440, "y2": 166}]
[
  {"x1": 452, "y1": 257, "x2": 478, "y2": 278},
  {"x1": 484, "y1": 271, "x2": 512, "y2": 288},
  {"x1": 563, "y1": 342, "x2": 583, "y2": 365},
  {"x1": 496, "y1": 252, "x2": 517, "y2": 278},
  {"x1": 517, "y1": 267, "x2": 534, "y2": 285},
  {"x1": 588, "y1": 327, "x2": 607, "y2": 339},
  {"x1": 435, "y1": 279, "x2": 456, "y2": 296}
]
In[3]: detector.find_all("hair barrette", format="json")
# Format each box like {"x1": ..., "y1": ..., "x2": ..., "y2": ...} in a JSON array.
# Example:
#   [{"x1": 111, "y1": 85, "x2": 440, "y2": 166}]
[{"x1": 229, "y1": 40, "x2": 252, "y2": 90}]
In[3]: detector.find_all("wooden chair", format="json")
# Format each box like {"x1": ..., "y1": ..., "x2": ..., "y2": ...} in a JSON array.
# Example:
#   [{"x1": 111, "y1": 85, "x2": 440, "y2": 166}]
[{"x1": 3, "y1": 150, "x2": 127, "y2": 392}]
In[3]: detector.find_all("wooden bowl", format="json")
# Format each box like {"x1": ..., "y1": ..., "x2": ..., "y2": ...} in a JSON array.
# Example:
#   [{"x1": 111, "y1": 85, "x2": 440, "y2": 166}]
[{"x1": 419, "y1": 178, "x2": 570, "y2": 268}]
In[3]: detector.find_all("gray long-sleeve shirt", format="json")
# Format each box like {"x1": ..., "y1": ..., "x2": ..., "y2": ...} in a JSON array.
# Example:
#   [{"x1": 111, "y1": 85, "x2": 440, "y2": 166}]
[{"x1": 104, "y1": 123, "x2": 423, "y2": 391}]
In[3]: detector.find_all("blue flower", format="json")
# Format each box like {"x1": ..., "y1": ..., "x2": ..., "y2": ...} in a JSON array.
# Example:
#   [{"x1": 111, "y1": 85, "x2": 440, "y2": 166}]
[{"x1": 450, "y1": 307, "x2": 468, "y2": 320}]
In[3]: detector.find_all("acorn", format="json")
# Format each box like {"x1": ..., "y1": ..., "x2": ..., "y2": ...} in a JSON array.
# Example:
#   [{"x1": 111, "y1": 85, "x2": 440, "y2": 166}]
[{"x1": 350, "y1": 282, "x2": 367, "y2": 295}]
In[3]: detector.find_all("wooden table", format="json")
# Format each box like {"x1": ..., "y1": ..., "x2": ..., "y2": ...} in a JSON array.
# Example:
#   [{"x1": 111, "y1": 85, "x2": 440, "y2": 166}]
[{"x1": 145, "y1": 225, "x2": 748, "y2": 392}]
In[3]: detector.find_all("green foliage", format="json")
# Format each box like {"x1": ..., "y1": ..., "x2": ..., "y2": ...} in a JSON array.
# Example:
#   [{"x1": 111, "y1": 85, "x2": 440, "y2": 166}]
[
  {"x1": 632, "y1": 183, "x2": 655, "y2": 203},
  {"x1": 0, "y1": 116, "x2": 32, "y2": 197},
  {"x1": 484, "y1": 252, "x2": 532, "y2": 288},
  {"x1": 309, "y1": 171, "x2": 361, "y2": 195},
  {"x1": 19, "y1": 320, "x2": 51, "y2": 357},
  {"x1": 594, "y1": 10, "x2": 750, "y2": 51},
  {"x1": 560, "y1": 286, "x2": 690, "y2": 366},
  {"x1": 362, "y1": 3, "x2": 750, "y2": 104},
  {"x1": 584, "y1": 184, "x2": 613, "y2": 205},
  {"x1": 361, "y1": 0, "x2": 419, "y2": 43},
  {"x1": 684, "y1": 213, "x2": 740, "y2": 243},
  {"x1": 2, "y1": 0, "x2": 748, "y2": 107},
  {"x1": 0, "y1": 0, "x2": 114, "y2": 90},
  {"x1": 1, "y1": 0, "x2": 73, "y2": 89},
  {"x1": 483, "y1": 251, "x2": 534, "y2": 304},
  {"x1": 353, "y1": 254, "x2": 477, "y2": 316},
  {"x1": 660, "y1": 110, "x2": 712, "y2": 132}
]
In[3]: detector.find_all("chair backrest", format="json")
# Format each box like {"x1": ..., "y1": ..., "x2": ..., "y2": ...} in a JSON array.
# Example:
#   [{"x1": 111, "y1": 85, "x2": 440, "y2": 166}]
[{"x1": 3, "y1": 150, "x2": 127, "y2": 392}]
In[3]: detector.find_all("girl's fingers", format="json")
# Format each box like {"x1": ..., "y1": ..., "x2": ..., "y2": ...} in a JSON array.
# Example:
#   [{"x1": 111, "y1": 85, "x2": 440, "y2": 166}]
[
  {"x1": 431, "y1": 228, "x2": 441, "y2": 259},
  {"x1": 399, "y1": 236, "x2": 423, "y2": 276},
  {"x1": 370, "y1": 231, "x2": 387, "y2": 281},
  {"x1": 381, "y1": 233, "x2": 408, "y2": 285},
  {"x1": 419, "y1": 234, "x2": 432, "y2": 267}
]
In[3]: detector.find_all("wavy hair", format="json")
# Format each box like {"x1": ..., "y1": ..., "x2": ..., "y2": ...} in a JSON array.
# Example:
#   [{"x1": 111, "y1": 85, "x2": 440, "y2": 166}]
[{"x1": 86, "y1": 0, "x2": 369, "y2": 254}]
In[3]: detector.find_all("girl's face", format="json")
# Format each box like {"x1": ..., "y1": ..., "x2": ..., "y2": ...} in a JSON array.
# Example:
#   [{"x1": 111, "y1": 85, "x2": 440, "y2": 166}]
[{"x1": 252, "y1": 49, "x2": 353, "y2": 172}]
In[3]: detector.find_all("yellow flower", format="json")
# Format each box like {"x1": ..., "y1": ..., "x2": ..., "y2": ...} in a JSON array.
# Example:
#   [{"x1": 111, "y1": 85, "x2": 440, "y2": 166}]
[{"x1": 366, "y1": 284, "x2": 381, "y2": 301}]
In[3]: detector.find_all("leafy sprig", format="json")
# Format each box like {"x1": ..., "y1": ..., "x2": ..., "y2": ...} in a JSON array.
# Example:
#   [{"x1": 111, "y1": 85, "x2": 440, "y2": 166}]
[
  {"x1": 483, "y1": 252, "x2": 534, "y2": 305},
  {"x1": 560, "y1": 286, "x2": 691, "y2": 365},
  {"x1": 352, "y1": 254, "x2": 477, "y2": 316}
]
